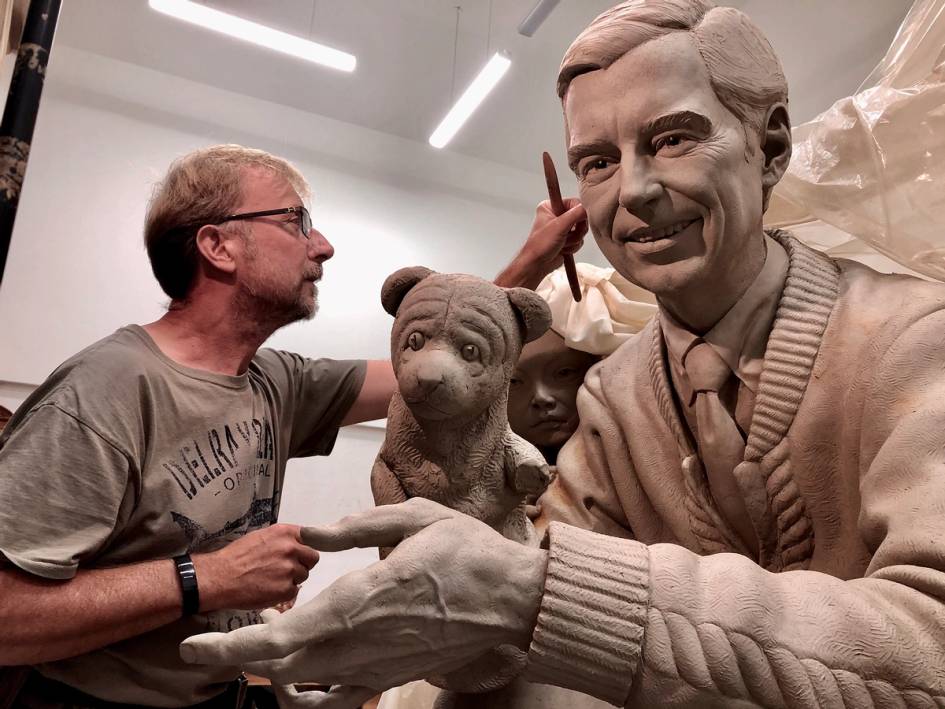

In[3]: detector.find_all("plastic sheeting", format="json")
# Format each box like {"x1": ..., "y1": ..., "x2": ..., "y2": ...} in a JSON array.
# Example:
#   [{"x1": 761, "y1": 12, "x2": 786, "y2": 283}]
[{"x1": 766, "y1": 0, "x2": 945, "y2": 281}]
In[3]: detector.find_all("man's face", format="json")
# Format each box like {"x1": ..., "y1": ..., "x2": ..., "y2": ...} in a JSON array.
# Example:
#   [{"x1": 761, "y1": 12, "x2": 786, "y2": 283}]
[
  {"x1": 564, "y1": 33, "x2": 766, "y2": 299},
  {"x1": 508, "y1": 329, "x2": 598, "y2": 449},
  {"x1": 234, "y1": 168, "x2": 334, "y2": 325}
]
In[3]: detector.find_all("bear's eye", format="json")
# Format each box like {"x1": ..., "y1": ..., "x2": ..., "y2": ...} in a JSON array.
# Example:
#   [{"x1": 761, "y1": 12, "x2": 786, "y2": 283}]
[
  {"x1": 461, "y1": 344, "x2": 480, "y2": 362},
  {"x1": 407, "y1": 332, "x2": 425, "y2": 351}
]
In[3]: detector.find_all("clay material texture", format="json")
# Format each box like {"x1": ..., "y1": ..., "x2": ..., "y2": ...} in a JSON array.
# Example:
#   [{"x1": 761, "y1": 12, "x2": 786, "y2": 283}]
[{"x1": 374, "y1": 266, "x2": 552, "y2": 695}]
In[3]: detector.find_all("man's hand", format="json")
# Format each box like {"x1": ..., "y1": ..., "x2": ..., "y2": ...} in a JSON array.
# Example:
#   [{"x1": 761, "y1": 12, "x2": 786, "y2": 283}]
[
  {"x1": 195, "y1": 524, "x2": 319, "y2": 611},
  {"x1": 180, "y1": 499, "x2": 548, "y2": 694},
  {"x1": 495, "y1": 198, "x2": 588, "y2": 289}
]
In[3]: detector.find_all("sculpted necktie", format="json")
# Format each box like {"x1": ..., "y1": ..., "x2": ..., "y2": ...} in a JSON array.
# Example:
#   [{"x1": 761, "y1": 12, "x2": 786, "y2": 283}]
[{"x1": 683, "y1": 339, "x2": 757, "y2": 554}]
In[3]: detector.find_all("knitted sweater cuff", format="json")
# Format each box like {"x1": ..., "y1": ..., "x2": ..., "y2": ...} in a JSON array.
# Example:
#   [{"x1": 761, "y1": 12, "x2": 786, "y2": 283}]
[{"x1": 523, "y1": 522, "x2": 650, "y2": 706}]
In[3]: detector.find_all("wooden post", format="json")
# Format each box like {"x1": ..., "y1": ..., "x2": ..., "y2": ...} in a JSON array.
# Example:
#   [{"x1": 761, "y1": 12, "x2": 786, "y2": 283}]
[{"x1": 0, "y1": 0, "x2": 61, "y2": 289}]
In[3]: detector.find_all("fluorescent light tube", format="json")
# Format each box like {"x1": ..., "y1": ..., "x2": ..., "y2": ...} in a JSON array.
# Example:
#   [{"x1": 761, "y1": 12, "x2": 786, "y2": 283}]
[
  {"x1": 149, "y1": 0, "x2": 356, "y2": 72},
  {"x1": 518, "y1": 0, "x2": 560, "y2": 37},
  {"x1": 429, "y1": 53, "x2": 511, "y2": 149}
]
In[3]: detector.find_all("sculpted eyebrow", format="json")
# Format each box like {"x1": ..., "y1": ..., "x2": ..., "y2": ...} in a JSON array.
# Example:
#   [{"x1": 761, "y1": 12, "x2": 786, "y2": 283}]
[
  {"x1": 567, "y1": 140, "x2": 617, "y2": 173},
  {"x1": 643, "y1": 110, "x2": 712, "y2": 137}
]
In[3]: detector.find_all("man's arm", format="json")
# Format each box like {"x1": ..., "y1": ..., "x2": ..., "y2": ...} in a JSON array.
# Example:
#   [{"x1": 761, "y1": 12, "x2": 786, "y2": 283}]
[
  {"x1": 340, "y1": 360, "x2": 396, "y2": 426},
  {"x1": 494, "y1": 199, "x2": 587, "y2": 289},
  {"x1": 0, "y1": 523, "x2": 318, "y2": 666}
]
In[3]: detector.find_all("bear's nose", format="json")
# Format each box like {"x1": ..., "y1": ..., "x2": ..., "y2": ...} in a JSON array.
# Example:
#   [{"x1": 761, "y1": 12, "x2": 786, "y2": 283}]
[{"x1": 412, "y1": 357, "x2": 448, "y2": 395}]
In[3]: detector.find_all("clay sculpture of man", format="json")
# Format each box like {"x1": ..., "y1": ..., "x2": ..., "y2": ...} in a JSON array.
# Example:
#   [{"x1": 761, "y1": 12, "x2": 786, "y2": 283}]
[{"x1": 181, "y1": 2, "x2": 945, "y2": 706}]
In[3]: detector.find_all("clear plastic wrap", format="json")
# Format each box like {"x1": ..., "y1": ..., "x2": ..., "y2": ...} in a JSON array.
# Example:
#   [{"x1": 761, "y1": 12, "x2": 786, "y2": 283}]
[{"x1": 765, "y1": 0, "x2": 945, "y2": 280}]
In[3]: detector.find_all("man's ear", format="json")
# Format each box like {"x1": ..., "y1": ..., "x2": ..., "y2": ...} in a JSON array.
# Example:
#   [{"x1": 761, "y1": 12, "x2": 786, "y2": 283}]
[
  {"x1": 381, "y1": 267, "x2": 435, "y2": 316},
  {"x1": 194, "y1": 224, "x2": 238, "y2": 275},
  {"x1": 506, "y1": 288, "x2": 552, "y2": 344},
  {"x1": 761, "y1": 102, "x2": 792, "y2": 209}
]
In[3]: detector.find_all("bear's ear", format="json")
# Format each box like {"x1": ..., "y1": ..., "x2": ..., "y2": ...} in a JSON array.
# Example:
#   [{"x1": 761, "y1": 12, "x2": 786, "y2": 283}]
[
  {"x1": 381, "y1": 267, "x2": 435, "y2": 316},
  {"x1": 506, "y1": 287, "x2": 552, "y2": 344}
]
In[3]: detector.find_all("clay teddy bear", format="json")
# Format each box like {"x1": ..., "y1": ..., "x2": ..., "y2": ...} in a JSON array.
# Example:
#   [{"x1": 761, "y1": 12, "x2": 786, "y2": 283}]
[{"x1": 373, "y1": 266, "x2": 555, "y2": 547}]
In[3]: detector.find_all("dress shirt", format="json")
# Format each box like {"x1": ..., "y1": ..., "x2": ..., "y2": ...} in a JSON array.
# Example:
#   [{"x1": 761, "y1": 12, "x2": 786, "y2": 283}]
[{"x1": 661, "y1": 235, "x2": 789, "y2": 437}]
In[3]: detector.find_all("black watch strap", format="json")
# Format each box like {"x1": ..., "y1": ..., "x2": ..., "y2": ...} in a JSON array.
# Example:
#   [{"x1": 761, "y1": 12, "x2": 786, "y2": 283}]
[{"x1": 173, "y1": 553, "x2": 200, "y2": 616}]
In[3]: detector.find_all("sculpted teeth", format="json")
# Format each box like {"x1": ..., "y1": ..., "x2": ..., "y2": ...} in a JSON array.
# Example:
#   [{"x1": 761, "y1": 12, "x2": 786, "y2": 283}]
[{"x1": 630, "y1": 218, "x2": 696, "y2": 243}]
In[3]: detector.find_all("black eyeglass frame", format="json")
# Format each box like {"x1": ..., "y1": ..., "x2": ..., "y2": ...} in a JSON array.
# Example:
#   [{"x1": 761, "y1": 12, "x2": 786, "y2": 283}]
[{"x1": 217, "y1": 206, "x2": 312, "y2": 239}]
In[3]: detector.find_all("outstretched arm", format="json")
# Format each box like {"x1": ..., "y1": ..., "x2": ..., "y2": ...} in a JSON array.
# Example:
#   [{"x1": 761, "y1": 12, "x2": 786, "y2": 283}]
[
  {"x1": 340, "y1": 360, "x2": 396, "y2": 426},
  {"x1": 495, "y1": 199, "x2": 587, "y2": 289}
]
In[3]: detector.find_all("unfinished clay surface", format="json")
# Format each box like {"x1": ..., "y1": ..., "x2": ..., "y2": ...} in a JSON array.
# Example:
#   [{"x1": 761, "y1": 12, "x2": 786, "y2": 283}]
[
  {"x1": 373, "y1": 267, "x2": 554, "y2": 543},
  {"x1": 374, "y1": 266, "x2": 552, "y2": 695},
  {"x1": 507, "y1": 328, "x2": 599, "y2": 456}
]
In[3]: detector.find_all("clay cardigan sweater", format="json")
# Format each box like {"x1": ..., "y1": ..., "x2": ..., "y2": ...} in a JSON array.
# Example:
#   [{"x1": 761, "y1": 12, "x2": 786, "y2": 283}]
[{"x1": 523, "y1": 232, "x2": 945, "y2": 707}]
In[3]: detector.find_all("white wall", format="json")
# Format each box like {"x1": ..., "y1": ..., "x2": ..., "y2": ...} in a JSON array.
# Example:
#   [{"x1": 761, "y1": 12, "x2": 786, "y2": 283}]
[{"x1": 0, "y1": 46, "x2": 603, "y2": 595}]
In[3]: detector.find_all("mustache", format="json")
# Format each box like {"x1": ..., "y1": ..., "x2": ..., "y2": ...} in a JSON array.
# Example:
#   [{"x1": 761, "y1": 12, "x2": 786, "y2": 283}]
[{"x1": 304, "y1": 264, "x2": 324, "y2": 282}]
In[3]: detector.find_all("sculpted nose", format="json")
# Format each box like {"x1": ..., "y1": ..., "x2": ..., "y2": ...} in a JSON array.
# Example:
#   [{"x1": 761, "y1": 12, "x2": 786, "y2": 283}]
[
  {"x1": 618, "y1": 155, "x2": 661, "y2": 214},
  {"x1": 413, "y1": 357, "x2": 447, "y2": 395},
  {"x1": 532, "y1": 384, "x2": 556, "y2": 410}
]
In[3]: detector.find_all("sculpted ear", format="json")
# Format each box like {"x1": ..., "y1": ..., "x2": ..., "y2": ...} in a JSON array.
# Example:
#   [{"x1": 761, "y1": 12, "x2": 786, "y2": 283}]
[
  {"x1": 761, "y1": 102, "x2": 792, "y2": 210},
  {"x1": 506, "y1": 287, "x2": 552, "y2": 344},
  {"x1": 381, "y1": 266, "x2": 435, "y2": 316}
]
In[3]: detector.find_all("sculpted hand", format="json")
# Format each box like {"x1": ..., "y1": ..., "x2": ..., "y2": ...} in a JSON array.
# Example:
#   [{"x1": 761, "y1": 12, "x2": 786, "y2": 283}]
[
  {"x1": 180, "y1": 499, "x2": 548, "y2": 695},
  {"x1": 194, "y1": 523, "x2": 319, "y2": 611},
  {"x1": 495, "y1": 198, "x2": 588, "y2": 289}
]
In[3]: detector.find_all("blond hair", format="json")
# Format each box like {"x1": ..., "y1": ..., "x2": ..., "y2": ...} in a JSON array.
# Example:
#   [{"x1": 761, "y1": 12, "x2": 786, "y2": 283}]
[
  {"x1": 558, "y1": 0, "x2": 788, "y2": 139},
  {"x1": 144, "y1": 144, "x2": 310, "y2": 300}
]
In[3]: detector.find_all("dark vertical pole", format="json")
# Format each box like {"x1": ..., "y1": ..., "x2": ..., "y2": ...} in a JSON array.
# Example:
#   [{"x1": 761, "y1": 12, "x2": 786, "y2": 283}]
[{"x1": 0, "y1": 0, "x2": 61, "y2": 289}]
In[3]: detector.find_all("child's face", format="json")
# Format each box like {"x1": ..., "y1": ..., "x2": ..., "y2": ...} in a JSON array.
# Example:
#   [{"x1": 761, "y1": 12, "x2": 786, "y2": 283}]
[{"x1": 508, "y1": 329, "x2": 599, "y2": 448}]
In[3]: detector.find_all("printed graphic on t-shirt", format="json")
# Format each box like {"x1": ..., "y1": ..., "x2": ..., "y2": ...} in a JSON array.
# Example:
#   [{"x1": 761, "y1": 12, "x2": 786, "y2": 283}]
[
  {"x1": 171, "y1": 494, "x2": 278, "y2": 549},
  {"x1": 159, "y1": 416, "x2": 275, "y2": 500},
  {"x1": 160, "y1": 416, "x2": 282, "y2": 633}
]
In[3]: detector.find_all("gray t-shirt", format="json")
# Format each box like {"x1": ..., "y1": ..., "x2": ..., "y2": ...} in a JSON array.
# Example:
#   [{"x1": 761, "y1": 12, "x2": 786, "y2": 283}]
[{"x1": 0, "y1": 325, "x2": 366, "y2": 706}]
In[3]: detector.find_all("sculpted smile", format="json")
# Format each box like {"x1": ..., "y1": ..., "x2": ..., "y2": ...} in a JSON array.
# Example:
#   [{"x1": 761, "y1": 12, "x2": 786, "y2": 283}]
[{"x1": 621, "y1": 218, "x2": 700, "y2": 244}]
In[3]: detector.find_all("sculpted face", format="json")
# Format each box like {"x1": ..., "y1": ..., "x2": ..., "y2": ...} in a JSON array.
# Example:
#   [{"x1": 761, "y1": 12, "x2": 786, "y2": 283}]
[
  {"x1": 390, "y1": 277, "x2": 518, "y2": 421},
  {"x1": 236, "y1": 169, "x2": 334, "y2": 325},
  {"x1": 508, "y1": 329, "x2": 598, "y2": 448},
  {"x1": 565, "y1": 32, "x2": 769, "y2": 309}
]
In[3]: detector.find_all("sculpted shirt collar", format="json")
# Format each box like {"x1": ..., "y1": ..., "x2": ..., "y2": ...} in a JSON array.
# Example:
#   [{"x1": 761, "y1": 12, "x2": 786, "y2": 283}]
[{"x1": 660, "y1": 234, "x2": 789, "y2": 405}]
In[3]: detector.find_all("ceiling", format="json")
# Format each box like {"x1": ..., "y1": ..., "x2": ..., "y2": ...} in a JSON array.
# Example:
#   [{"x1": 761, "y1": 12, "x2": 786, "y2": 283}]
[{"x1": 56, "y1": 0, "x2": 914, "y2": 173}]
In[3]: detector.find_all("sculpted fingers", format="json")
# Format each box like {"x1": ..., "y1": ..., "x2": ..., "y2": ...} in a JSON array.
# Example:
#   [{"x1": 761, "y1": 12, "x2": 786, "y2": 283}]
[
  {"x1": 300, "y1": 498, "x2": 460, "y2": 551},
  {"x1": 180, "y1": 622, "x2": 291, "y2": 666},
  {"x1": 277, "y1": 684, "x2": 377, "y2": 709}
]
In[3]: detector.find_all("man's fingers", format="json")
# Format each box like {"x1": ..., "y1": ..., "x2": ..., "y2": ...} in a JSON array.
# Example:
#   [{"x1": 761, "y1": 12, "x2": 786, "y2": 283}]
[
  {"x1": 556, "y1": 203, "x2": 586, "y2": 228},
  {"x1": 298, "y1": 545, "x2": 320, "y2": 569},
  {"x1": 180, "y1": 621, "x2": 292, "y2": 666},
  {"x1": 300, "y1": 499, "x2": 458, "y2": 551}
]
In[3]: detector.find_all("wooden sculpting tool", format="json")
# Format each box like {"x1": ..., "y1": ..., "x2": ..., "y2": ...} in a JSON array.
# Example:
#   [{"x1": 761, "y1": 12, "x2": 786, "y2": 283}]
[{"x1": 542, "y1": 151, "x2": 582, "y2": 302}]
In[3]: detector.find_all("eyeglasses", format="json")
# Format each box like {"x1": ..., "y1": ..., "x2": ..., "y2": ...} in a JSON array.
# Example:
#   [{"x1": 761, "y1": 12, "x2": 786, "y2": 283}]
[{"x1": 218, "y1": 206, "x2": 312, "y2": 239}]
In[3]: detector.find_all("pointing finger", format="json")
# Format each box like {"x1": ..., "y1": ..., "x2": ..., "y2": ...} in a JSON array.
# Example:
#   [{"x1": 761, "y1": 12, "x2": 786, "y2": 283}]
[
  {"x1": 180, "y1": 612, "x2": 302, "y2": 666},
  {"x1": 300, "y1": 499, "x2": 460, "y2": 551}
]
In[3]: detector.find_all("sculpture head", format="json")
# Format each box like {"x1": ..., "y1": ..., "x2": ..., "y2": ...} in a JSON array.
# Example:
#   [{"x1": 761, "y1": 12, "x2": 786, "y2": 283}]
[
  {"x1": 558, "y1": 0, "x2": 792, "y2": 316},
  {"x1": 508, "y1": 329, "x2": 599, "y2": 449},
  {"x1": 381, "y1": 267, "x2": 552, "y2": 423}
]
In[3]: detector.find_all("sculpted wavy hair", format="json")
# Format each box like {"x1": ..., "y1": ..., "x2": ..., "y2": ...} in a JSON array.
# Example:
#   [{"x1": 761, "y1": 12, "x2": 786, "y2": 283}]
[
  {"x1": 144, "y1": 144, "x2": 310, "y2": 301},
  {"x1": 558, "y1": 0, "x2": 788, "y2": 141}
]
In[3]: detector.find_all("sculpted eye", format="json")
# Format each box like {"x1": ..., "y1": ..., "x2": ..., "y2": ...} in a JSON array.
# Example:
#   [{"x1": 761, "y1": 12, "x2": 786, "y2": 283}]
[
  {"x1": 461, "y1": 344, "x2": 480, "y2": 362},
  {"x1": 582, "y1": 158, "x2": 612, "y2": 176},
  {"x1": 654, "y1": 134, "x2": 692, "y2": 153},
  {"x1": 407, "y1": 332, "x2": 425, "y2": 351}
]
